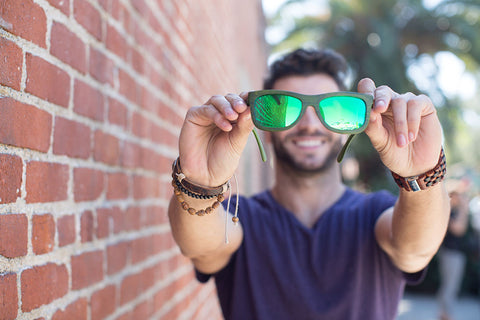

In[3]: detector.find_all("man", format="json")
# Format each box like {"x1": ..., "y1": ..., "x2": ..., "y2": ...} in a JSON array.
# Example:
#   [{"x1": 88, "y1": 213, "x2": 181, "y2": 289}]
[{"x1": 168, "y1": 48, "x2": 450, "y2": 319}]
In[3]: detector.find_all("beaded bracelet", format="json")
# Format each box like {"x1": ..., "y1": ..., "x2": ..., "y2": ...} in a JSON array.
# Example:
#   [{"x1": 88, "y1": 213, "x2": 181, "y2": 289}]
[
  {"x1": 172, "y1": 180, "x2": 224, "y2": 216},
  {"x1": 171, "y1": 158, "x2": 240, "y2": 244}
]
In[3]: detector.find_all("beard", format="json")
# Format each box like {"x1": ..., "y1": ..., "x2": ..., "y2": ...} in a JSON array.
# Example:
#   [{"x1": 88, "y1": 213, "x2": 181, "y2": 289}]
[{"x1": 271, "y1": 131, "x2": 343, "y2": 175}]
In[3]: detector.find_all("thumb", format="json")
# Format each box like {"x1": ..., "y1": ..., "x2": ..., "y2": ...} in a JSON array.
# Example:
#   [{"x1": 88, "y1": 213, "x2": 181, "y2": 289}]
[
  {"x1": 357, "y1": 78, "x2": 386, "y2": 150},
  {"x1": 357, "y1": 78, "x2": 376, "y2": 96}
]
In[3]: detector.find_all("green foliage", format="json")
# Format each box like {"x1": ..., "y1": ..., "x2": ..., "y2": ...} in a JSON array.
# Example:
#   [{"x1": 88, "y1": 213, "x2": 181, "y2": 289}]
[{"x1": 268, "y1": 0, "x2": 480, "y2": 191}]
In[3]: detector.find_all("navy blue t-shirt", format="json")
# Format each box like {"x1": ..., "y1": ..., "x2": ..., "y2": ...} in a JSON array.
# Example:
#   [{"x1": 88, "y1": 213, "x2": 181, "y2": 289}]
[{"x1": 197, "y1": 188, "x2": 424, "y2": 320}]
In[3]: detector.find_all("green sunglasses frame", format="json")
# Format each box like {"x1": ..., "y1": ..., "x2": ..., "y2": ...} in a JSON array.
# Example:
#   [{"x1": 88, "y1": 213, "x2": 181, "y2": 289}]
[
  {"x1": 247, "y1": 90, "x2": 373, "y2": 163},
  {"x1": 248, "y1": 90, "x2": 373, "y2": 133}
]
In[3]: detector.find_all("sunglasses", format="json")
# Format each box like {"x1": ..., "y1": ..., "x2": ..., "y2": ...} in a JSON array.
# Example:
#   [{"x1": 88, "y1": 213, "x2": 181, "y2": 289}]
[{"x1": 248, "y1": 90, "x2": 373, "y2": 163}]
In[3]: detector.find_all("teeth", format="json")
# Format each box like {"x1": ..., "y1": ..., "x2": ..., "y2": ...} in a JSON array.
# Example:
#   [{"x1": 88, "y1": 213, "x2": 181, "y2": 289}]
[{"x1": 296, "y1": 140, "x2": 323, "y2": 147}]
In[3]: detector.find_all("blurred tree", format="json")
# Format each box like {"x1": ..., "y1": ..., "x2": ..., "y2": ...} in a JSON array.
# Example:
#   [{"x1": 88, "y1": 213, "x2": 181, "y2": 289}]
[{"x1": 268, "y1": 0, "x2": 480, "y2": 191}]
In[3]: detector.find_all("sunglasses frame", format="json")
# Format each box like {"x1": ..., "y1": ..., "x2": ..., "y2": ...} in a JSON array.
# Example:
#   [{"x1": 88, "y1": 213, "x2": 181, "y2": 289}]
[{"x1": 247, "y1": 90, "x2": 373, "y2": 134}]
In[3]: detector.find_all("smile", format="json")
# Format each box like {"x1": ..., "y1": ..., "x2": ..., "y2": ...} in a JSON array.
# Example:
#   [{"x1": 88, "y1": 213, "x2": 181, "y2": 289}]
[{"x1": 294, "y1": 138, "x2": 327, "y2": 148}]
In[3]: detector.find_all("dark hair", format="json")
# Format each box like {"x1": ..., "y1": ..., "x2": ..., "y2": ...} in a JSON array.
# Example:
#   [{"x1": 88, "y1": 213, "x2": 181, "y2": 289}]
[{"x1": 263, "y1": 48, "x2": 349, "y2": 91}]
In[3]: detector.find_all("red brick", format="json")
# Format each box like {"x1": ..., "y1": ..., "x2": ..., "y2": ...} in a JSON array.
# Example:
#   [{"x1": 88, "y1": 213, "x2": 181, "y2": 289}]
[
  {"x1": 52, "y1": 298, "x2": 87, "y2": 320},
  {"x1": 106, "y1": 241, "x2": 129, "y2": 275},
  {"x1": 120, "y1": 272, "x2": 142, "y2": 305},
  {"x1": 0, "y1": 37, "x2": 22, "y2": 90},
  {"x1": 50, "y1": 22, "x2": 86, "y2": 73},
  {"x1": 106, "y1": 24, "x2": 128, "y2": 61},
  {"x1": 74, "y1": 80, "x2": 104, "y2": 121},
  {"x1": 0, "y1": 273, "x2": 18, "y2": 320},
  {"x1": 133, "y1": 175, "x2": 160, "y2": 199},
  {"x1": 132, "y1": 299, "x2": 154, "y2": 319},
  {"x1": 25, "y1": 162, "x2": 68, "y2": 203},
  {"x1": 142, "y1": 205, "x2": 166, "y2": 226},
  {"x1": 91, "y1": 285, "x2": 116, "y2": 320},
  {"x1": 140, "y1": 88, "x2": 162, "y2": 115},
  {"x1": 108, "y1": 97, "x2": 128, "y2": 129},
  {"x1": 95, "y1": 208, "x2": 111, "y2": 239},
  {"x1": 132, "y1": 112, "x2": 151, "y2": 139},
  {"x1": 25, "y1": 53, "x2": 70, "y2": 107},
  {"x1": 21, "y1": 263, "x2": 69, "y2": 312},
  {"x1": 125, "y1": 206, "x2": 141, "y2": 231},
  {"x1": 74, "y1": 0, "x2": 102, "y2": 40},
  {"x1": 98, "y1": 0, "x2": 109, "y2": 12},
  {"x1": 80, "y1": 210, "x2": 93, "y2": 243},
  {"x1": 89, "y1": 47, "x2": 114, "y2": 86},
  {"x1": 0, "y1": 97, "x2": 52, "y2": 152},
  {"x1": 131, "y1": 48, "x2": 145, "y2": 74},
  {"x1": 109, "y1": 207, "x2": 125, "y2": 234},
  {"x1": 140, "y1": 150, "x2": 163, "y2": 173},
  {"x1": 47, "y1": 0, "x2": 70, "y2": 15},
  {"x1": 73, "y1": 167, "x2": 104, "y2": 202},
  {"x1": 131, "y1": 234, "x2": 162, "y2": 264},
  {"x1": 94, "y1": 130, "x2": 120, "y2": 166},
  {"x1": 32, "y1": 214, "x2": 55, "y2": 255},
  {"x1": 57, "y1": 214, "x2": 76, "y2": 247},
  {"x1": 53, "y1": 117, "x2": 91, "y2": 159},
  {"x1": 107, "y1": 172, "x2": 129, "y2": 200},
  {"x1": 119, "y1": 69, "x2": 141, "y2": 104},
  {"x1": 115, "y1": 311, "x2": 133, "y2": 320},
  {"x1": 0, "y1": 214, "x2": 28, "y2": 258},
  {"x1": 0, "y1": 154, "x2": 22, "y2": 204},
  {"x1": 0, "y1": 0, "x2": 47, "y2": 47},
  {"x1": 71, "y1": 250, "x2": 104, "y2": 290},
  {"x1": 121, "y1": 141, "x2": 141, "y2": 168}
]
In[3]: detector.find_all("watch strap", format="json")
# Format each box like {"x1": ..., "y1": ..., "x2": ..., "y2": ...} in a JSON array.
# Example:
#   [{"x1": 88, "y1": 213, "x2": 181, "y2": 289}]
[{"x1": 391, "y1": 148, "x2": 446, "y2": 192}]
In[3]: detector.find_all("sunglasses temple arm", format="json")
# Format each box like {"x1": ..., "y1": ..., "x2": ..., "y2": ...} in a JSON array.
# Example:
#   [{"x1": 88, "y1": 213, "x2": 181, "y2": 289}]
[
  {"x1": 252, "y1": 128, "x2": 267, "y2": 162},
  {"x1": 337, "y1": 134, "x2": 356, "y2": 163}
]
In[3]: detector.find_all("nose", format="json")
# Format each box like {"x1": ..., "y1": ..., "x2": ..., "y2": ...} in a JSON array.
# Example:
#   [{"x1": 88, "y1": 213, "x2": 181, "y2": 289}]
[{"x1": 296, "y1": 106, "x2": 325, "y2": 132}]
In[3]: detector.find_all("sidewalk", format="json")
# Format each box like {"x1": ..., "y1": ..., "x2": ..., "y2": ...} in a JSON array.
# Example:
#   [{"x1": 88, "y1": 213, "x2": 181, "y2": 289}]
[{"x1": 396, "y1": 293, "x2": 480, "y2": 320}]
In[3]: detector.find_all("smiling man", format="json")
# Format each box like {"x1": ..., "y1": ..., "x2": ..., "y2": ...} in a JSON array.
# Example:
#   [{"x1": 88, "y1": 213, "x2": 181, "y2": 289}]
[{"x1": 168, "y1": 48, "x2": 450, "y2": 320}]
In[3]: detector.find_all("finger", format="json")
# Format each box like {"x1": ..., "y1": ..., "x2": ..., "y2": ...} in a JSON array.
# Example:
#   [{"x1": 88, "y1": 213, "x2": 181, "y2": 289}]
[
  {"x1": 357, "y1": 78, "x2": 376, "y2": 96},
  {"x1": 187, "y1": 104, "x2": 233, "y2": 131},
  {"x1": 406, "y1": 95, "x2": 429, "y2": 142},
  {"x1": 225, "y1": 93, "x2": 248, "y2": 113},
  {"x1": 206, "y1": 95, "x2": 239, "y2": 121},
  {"x1": 374, "y1": 85, "x2": 397, "y2": 113},
  {"x1": 239, "y1": 91, "x2": 248, "y2": 101},
  {"x1": 391, "y1": 97, "x2": 408, "y2": 147}
]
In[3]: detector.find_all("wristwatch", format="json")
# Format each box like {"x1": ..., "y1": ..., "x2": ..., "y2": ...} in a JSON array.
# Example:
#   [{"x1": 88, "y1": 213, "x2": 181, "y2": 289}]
[{"x1": 391, "y1": 148, "x2": 446, "y2": 192}]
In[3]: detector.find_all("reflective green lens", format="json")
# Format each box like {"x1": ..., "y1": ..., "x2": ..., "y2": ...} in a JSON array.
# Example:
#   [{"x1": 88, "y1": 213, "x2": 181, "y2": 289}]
[
  {"x1": 253, "y1": 94, "x2": 302, "y2": 129},
  {"x1": 318, "y1": 96, "x2": 367, "y2": 130}
]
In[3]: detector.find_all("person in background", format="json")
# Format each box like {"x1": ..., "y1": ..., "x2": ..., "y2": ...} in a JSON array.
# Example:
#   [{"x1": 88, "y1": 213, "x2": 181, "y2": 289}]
[
  {"x1": 168, "y1": 48, "x2": 450, "y2": 319},
  {"x1": 437, "y1": 190, "x2": 470, "y2": 320}
]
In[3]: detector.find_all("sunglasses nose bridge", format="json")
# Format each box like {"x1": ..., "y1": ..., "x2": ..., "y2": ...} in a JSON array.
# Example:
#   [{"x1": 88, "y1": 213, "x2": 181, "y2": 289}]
[{"x1": 297, "y1": 105, "x2": 324, "y2": 128}]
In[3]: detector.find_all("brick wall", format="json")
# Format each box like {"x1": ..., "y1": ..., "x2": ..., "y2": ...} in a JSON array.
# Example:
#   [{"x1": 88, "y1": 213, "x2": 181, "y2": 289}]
[{"x1": 0, "y1": 0, "x2": 267, "y2": 319}]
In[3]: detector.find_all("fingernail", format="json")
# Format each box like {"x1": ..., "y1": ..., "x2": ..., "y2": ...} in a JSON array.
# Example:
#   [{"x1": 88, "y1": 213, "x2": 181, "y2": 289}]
[
  {"x1": 375, "y1": 100, "x2": 385, "y2": 108},
  {"x1": 408, "y1": 132, "x2": 415, "y2": 142},
  {"x1": 398, "y1": 134, "x2": 407, "y2": 147}
]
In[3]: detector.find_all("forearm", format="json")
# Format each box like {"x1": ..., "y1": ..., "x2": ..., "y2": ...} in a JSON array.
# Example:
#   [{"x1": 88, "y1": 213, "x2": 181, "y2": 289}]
[
  {"x1": 390, "y1": 182, "x2": 450, "y2": 269},
  {"x1": 168, "y1": 195, "x2": 241, "y2": 259}
]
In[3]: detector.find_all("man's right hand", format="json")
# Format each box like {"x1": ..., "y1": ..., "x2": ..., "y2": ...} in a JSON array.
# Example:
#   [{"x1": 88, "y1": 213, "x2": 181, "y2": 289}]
[{"x1": 178, "y1": 92, "x2": 254, "y2": 187}]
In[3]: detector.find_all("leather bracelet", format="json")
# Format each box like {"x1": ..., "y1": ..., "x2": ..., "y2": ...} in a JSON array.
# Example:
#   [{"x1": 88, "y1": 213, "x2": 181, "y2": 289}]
[
  {"x1": 172, "y1": 158, "x2": 229, "y2": 197},
  {"x1": 391, "y1": 148, "x2": 446, "y2": 192}
]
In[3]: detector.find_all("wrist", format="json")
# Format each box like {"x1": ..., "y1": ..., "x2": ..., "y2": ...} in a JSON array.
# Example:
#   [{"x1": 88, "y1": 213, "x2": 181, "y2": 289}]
[
  {"x1": 391, "y1": 148, "x2": 446, "y2": 192},
  {"x1": 171, "y1": 158, "x2": 228, "y2": 216}
]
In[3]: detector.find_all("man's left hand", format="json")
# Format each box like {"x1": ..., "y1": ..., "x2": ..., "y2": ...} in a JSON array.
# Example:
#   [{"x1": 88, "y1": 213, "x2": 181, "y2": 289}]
[{"x1": 357, "y1": 78, "x2": 443, "y2": 177}]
